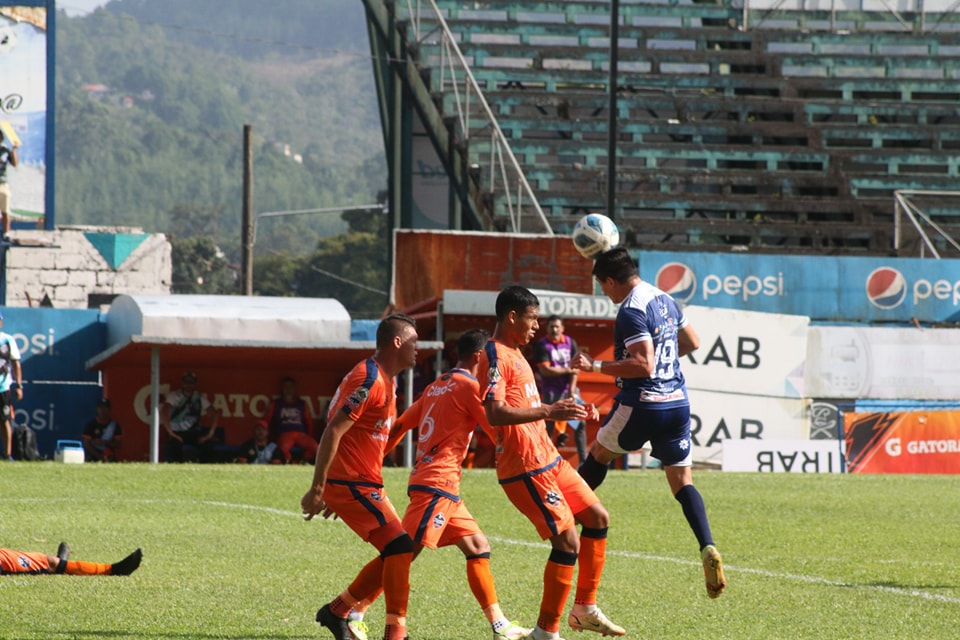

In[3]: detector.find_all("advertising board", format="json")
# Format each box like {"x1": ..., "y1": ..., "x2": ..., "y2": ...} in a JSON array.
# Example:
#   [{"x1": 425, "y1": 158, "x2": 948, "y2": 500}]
[
  {"x1": 683, "y1": 306, "x2": 808, "y2": 398},
  {"x1": 806, "y1": 326, "x2": 959, "y2": 400},
  {"x1": 0, "y1": 2, "x2": 53, "y2": 226},
  {"x1": 638, "y1": 250, "x2": 960, "y2": 324},
  {"x1": 844, "y1": 409, "x2": 960, "y2": 474},
  {"x1": 687, "y1": 389, "x2": 808, "y2": 465},
  {"x1": 722, "y1": 439, "x2": 844, "y2": 473}
]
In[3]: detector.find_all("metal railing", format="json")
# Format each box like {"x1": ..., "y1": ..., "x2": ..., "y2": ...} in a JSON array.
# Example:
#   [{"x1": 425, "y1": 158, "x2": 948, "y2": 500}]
[
  {"x1": 743, "y1": 0, "x2": 960, "y2": 32},
  {"x1": 399, "y1": 0, "x2": 553, "y2": 234},
  {"x1": 894, "y1": 190, "x2": 960, "y2": 258}
]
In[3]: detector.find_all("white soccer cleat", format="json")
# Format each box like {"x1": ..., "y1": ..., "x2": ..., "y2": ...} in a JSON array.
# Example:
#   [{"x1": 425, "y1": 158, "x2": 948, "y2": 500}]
[{"x1": 567, "y1": 608, "x2": 625, "y2": 636}]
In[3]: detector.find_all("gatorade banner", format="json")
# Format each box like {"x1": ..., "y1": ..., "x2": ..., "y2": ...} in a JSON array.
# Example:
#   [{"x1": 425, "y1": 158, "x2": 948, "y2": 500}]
[{"x1": 844, "y1": 410, "x2": 960, "y2": 474}]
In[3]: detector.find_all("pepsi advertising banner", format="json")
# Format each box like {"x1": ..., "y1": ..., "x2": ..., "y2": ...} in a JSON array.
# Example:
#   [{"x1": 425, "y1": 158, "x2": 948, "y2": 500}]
[
  {"x1": 636, "y1": 250, "x2": 960, "y2": 324},
  {"x1": 2, "y1": 308, "x2": 106, "y2": 457}
]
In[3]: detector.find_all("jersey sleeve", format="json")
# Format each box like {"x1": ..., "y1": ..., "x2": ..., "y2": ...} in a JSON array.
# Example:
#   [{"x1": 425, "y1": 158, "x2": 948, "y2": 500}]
[{"x1": 619, "y1": 305, "x2": 651, "y2": 349}]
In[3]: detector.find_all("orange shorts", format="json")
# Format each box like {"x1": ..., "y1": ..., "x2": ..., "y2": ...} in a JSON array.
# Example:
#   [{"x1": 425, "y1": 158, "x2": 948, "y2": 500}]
[
  {"x1": 402, "y1": 489, "x2": 482, "y2": 549},
  {"x1": 323, "y1": 480, "x2": 405, "y2": 551},
  {"x1": 500, "y1": 456, "x2": 599, "y2": 540},
  {"x1": 0, "y1": 548, "x2": 51, "y2": 574}
]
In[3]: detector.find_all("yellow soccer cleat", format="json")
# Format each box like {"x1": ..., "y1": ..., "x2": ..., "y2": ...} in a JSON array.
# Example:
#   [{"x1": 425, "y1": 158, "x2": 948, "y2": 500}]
[{"x1": 702, "y1": 544, "x2": 727, "y2": 599}]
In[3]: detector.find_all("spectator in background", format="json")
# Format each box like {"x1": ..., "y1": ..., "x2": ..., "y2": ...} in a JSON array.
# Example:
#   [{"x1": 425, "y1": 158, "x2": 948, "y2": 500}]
[
  {"x1": 0, "y1": 127, "x2": 18, "y2": 238},
  {"x1": 82, "y1": 398, "x2": 123, "y2": 462},
  {"x1": 0, "y1": 310, "x2": 23, "y2": 462},
  {"x1": 533, "y1": 315, "x2": 585, "y2": 456},
  {"x1": 237, "y1": 421, "x2": 282, "y2": 464},
  {"x1": 161, "y1": 371, "x2": 220, "y2": 463},
  {"x1": 263, "y1": 376, "x2": 318, "y2": 464}
]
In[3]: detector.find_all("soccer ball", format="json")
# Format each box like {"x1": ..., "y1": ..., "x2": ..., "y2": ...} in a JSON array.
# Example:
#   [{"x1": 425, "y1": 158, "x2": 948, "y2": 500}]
[{"x1": 571, "y1": 213, "x2": 620, "y2": 259}]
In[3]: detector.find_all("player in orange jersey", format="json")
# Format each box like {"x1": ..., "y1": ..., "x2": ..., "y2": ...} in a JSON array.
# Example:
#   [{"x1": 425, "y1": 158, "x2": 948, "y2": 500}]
[
  {"x1": 301, "y1": 313, "x2": 419, "y2": 640},
  {"x1": 478, "y1": 286, "x2": 625, "y2": 640},
  {"x1": 343, "y1": 328, "x2": 530, "y2": 640},
  {"x1": 0, "y1": 542, "x2": 141, "y2": 576}
]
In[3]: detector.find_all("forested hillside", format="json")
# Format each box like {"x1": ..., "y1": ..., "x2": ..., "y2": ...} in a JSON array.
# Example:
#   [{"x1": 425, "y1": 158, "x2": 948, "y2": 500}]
[
  {"x1": 56, "y1": 1, "x2": 385, "y2": 253},
  {"x1": 54, "y1": 0, "x2": 391, "y2": 313}
]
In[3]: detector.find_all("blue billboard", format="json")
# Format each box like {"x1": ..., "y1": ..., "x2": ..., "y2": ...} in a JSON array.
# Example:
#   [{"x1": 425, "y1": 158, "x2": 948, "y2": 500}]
[
  {"x1": 3, "y1": 307, "x2": 105, "y2": 456},
  {"x1": 635, "y1": 250, "x2": 960, "y2": 324}
]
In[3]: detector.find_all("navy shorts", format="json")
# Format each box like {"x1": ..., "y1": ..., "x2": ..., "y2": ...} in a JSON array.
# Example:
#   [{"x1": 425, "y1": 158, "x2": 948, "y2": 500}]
[{"x1": 595, "y1": 401, "x2": 692, "y2": 466}]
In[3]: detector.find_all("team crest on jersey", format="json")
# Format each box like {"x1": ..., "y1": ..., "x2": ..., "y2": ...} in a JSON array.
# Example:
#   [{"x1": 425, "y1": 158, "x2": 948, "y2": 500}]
[
  {"x1": 432, "y1": 512, "x2": 446, "y2": 529},
  {"x1": 347, "y1": 387, "x2": 369, "y2": 409},
  {"x1": 545, "y1": 491, "x2": 561, "y2": 506},
  {"x1": 488, "y1": 366, "x2": 501, "y2": 383}
]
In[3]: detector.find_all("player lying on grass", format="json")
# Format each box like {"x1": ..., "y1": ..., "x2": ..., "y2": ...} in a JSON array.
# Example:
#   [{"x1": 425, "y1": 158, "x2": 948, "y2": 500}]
[
  {"x1": 0, "y1": 542, "x2": 142, "y2": 576},
  {"x1": 336, "y1": 328, "x2": 529, "y2": 640}
]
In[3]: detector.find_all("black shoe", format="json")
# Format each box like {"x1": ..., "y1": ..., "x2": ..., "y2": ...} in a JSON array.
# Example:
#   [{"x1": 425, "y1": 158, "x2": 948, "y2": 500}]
[
  {"x1": 316, "y1": 603, "x2": 351, "y2": 640},
  {"x1": 110, "y1": 548, "x2": 142, "y2": 576},
  {"x1": 56, "y1": 541, "x2": 70, "y2": 563}
]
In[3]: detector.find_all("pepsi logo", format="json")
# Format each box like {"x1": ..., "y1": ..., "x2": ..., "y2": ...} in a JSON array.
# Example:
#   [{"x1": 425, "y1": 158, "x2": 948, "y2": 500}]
[
  {"x1": 865, "y1": 267, "x2": 907, "y2": 309},
  {"x1": 655, "y1": 262, "x2": 696, "y2": 303}
]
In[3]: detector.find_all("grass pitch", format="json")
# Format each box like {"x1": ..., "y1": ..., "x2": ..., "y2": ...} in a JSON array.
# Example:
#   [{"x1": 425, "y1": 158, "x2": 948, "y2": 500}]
[{"x1": 1, "y1": 463, "x2": 957, "y2": 639}]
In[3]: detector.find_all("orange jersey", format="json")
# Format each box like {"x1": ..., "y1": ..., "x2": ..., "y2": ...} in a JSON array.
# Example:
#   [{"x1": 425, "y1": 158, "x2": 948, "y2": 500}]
[
  {"x1": 478, "y1": 339, "x2": 560, "y2": 479},
  {"x1": 325, "y1": 357, "x2": 397, "y2": 485},
  {"x1": 0, "y1": 548, "x2": 51, "y2": 574},
  {"x1": 395, "y1": 368, "x2": 487, "y2": 496}
]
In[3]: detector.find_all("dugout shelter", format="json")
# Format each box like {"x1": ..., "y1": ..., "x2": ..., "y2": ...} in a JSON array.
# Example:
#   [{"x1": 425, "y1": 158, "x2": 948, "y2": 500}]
[{"x1": 86, "y1": 294, "x2": 441, "y2": 463}]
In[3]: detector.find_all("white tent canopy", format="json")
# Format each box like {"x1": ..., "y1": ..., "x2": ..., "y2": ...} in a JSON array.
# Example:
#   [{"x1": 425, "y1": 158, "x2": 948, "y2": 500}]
[{"x1": 106, "y1": 294, "x2": 352, "y2": 346}]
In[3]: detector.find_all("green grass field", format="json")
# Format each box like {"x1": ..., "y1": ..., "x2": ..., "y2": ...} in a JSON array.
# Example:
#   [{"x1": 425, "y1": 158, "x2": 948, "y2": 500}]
[{"x1": 1, "y1": 464, "x2": 957, "y2": 639}]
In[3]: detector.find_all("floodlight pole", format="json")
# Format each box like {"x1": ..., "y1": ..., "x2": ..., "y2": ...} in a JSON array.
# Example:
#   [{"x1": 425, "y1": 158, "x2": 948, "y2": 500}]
[{"x1": 606, "y1": 0, "x2": 620, "y2": 220}]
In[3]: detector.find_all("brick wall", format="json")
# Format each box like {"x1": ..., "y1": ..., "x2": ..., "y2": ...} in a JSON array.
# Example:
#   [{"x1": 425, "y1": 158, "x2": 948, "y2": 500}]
[{"x1": 5, "y1": 226, "x2": 171, "y2": 308}]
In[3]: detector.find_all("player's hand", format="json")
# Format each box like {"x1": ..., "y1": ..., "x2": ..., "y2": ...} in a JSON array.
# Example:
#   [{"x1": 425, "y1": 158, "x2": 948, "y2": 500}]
[
  {"x1": 584, "y1": 402, "x2": 600, "y2": 421},
  {"x1": 321, "y1": 507, "x2": 338, "y2": 521},
  {"x1": 571, "y1": 353, "x2": 593, "y2": 371},
  {"x1": 301, "y1": 486, "x2": 325, "y2": 521},
  {"x1": 547, "y1": 397, "x2": 587, "y2": 421}
]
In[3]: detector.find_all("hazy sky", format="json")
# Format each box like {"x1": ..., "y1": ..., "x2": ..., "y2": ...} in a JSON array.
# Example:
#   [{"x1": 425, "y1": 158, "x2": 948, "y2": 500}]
[{"x1": 58, "y1": 0, "x2": 108, "y2": 17}]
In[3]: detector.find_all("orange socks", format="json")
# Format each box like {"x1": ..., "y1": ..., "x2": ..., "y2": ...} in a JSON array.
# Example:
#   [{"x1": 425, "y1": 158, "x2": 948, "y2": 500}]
[
  {"x1": 62, "y1": 561, "x2": 112, "y2": 576},
  {"x1": 382, "y1": 551, "x2": 412, "y2": 637},
  {"x1": 466, "y1": 555, "x2": 499, "y2": 611},
  {"x1": 575, "y1": 529, "x2": 607, "y2": 606},
  {"x1": 538, "y1": 556, "x2": 576, "y2": 633}
]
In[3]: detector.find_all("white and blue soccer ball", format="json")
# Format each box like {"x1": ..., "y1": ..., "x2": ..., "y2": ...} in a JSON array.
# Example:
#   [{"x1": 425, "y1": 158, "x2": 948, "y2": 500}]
[{"x1": 571, "y1": 213, "x2": 620, "y2": 259}]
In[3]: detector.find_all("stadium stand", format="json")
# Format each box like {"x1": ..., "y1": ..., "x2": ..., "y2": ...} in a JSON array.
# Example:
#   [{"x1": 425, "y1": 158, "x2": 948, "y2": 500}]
[{"x1": 363, "y1": 0, "x2": 960, "y2": 256}]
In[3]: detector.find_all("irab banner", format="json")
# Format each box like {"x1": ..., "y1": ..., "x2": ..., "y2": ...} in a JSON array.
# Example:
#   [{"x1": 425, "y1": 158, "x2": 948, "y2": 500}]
[{"x1": 844, "y1": 410, "x2": 960, "y2": 474}]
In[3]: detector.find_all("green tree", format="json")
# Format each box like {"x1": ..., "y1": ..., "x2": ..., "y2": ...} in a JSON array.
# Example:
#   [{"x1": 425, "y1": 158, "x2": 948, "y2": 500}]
[{"x1": 170, "y1": 236, "x2": 236, "y2": 294}]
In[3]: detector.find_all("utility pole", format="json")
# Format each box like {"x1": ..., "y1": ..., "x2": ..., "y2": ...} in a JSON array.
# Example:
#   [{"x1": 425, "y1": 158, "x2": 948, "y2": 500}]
[{"x1": 241, "y1": 124, "x2": 254, "y2": 295}]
